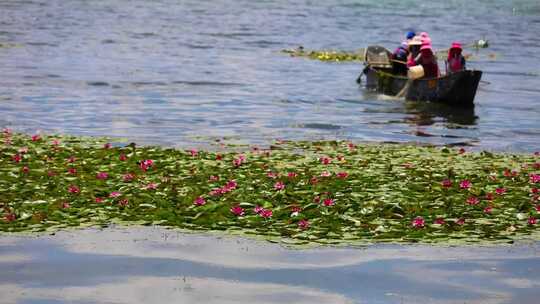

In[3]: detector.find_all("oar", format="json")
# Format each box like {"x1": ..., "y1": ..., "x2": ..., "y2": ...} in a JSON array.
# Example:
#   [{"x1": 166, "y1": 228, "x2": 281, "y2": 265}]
[{"x1": 396, "y1": 79, "x2": 412, "y2": 98}]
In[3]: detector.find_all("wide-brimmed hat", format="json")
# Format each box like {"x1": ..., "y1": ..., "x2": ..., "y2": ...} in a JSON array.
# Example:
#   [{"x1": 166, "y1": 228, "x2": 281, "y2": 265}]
[
  {"x1": 450, "y1": 42, "x2": 462, "y2": 50},
  {"x1": 408, "y1": 36, "x2": 422, "y2": 46},
  {"x1": 420, "y1": 44, "x2": 432, "y2": 52}
]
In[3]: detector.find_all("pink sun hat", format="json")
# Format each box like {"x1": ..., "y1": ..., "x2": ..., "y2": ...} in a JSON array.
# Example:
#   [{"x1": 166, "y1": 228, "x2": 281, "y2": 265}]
[{"x1": 450, "y1": 42, "x2": 462, "y2": 50}]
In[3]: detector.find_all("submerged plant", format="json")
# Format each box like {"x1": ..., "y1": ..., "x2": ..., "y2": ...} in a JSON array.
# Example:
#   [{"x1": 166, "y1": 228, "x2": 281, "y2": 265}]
[{"x1": 0, "y1": 131, "x2": 538, "y2": 245}]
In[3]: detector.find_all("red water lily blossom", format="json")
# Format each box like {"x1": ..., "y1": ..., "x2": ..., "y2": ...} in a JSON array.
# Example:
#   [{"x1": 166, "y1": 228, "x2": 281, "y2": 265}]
[
  {"x1": 412, "y1": 216, "x2": 425, "y2": 228},
  {"x1": 3, "y1": 128, "x2": 12, "y2": 135},
  {"x1": 458, "y1": 148, "x2": 466, "y2": 154},
  {"x1": 208, "y1": 175, "x2": 219, "y2": 182},
  {"x1": 484, "y1": 206, "x2": 493, "y2": 214},
  {"x1": 96, "y1": 172, "x2": 108, "y2": 180},
  {"x1": 528, "y1": 217, "x2": 537, "y2": 225},
  {"x1": 95, "y1": 197, "x2": 104, "y2": 203},
  {"x1": 504, "y1": 169, "x2": 519, "y2": 177},
  {"x1": 530, "y1": 174, "x2": 540, "y2": 184},
  {"x1": 534, "y1": 163, "x2": 540, "y2": 170},
  {"x1": 274, "y1": 181, "x2": 285, "y2": 191},
  {"x1": 31, "y1": 134, "x2": 41, "y2": 141},
  {"x1": 456, "y1": 218, "x2": 466, "y2": 225},
  {"x1": 145, "y1": 183, "x2": 158, "y2": 190},
  {"x1": 434, "y1": 218, "x2": 445, "y2": 225},
  {"x1": 12, "y1": 154, "x2": 22, "y2": 163},
  {"x1": 485, "y1": 192, "x2": 494, "y2": 201},
  {"x1": 260, "y1": 209, "x2": 273, "y2": 218},
  {"x1": 267, "y1": 172, "x2": 278, "y2": 179},
  {"x1": 441, "y1": 179, "x2": 452, "y2": 188},
  {"x1": 466, "y1": 196, "x2": 480, "y2": 205},
  {"x1": 287, "y1": 172, "x2": 298, "y2": 178},
  {"x1": 291, "y1": 206, "x2": 302, "y2": 216},
  {"x1": 194, "y1": 196, "x2": 206, "y2": 206},
  {"x1": 139, "y1": 159, "x2": 154, "y2": 171},
  {"x1": 109, "y1": 191, "x2": 121, "y2": 198},
  {"x1": 215, "y1": 154, "x2": 223, "y2": 161},
  {"x1": 61, "y1": 202, "x2": 70, "y2": 209},
  {"x1": 4, "y1": 213, "x2": 16, "y2": 222},
  {"x1": 67, "y1": 168, "x2": 77, "y2": 175},
  {"x1": 320, "y1": 157, "x2": 332, "y2": 165},
  {"x1": 298, "y1": 219, "x2": 310, "y2": 230},
  {"x1": 402, "y1": 162, "x2": 414, "y2": 169},
  {"x1": 123, "y1": 173, "x2": 134, "y2": 182},
  {"x1": 118, "y1": 199, "x2": 129, "y2": 207},
  {"x1": 323, "y1": 198, "x2": 335, "y2": 206},
  {"x1": 535, "y1": 205, "x2": 540, "y2": 213},
  {"x1": 68, "y1": 185, "x2": 80, "y2": 194},
  {"x1": 103, "y1": 143, "x2": 111, "y2": 149},
  {"x1": 119, "y1": 154, "x2": 127, "y2": 161},
  {"x1": 51, "y1": 139, "x2": 60, "y2": 146},
  {"x1": 18, "y1": 147, "x2": 29, "y2": 154},
  {"x1": 230, "y1": 205, "x2": 244, "y2": 216},
  {"x1": 348, "y1": 142, "x2": 356, "y2": 150},
  {"x1": 22, "y1": 166, "x2": 29, "y2": 174},
  {"x1": 254, "y1": 205, "x2": 264, "y2": 214},
  {"x1": 190, "y1": 149, "x2": 198, "y2": 157},
  {"x1": 459, "y1": 180, "x2": 472, "y2": 189},
  {"x1": 47, "y1": 170, "x2": 56, "y2": 177},
  {"x1": 313, "y1": 196, "x2": 321, "y2": 204},
  {"x1": 336, "y1": 172, "x2": 348, "y2": 179},
  {"x1": 310, "y1": 177, "x2": 319, "y2": 184},
  {"x1": 67, "y1": 156, "x2": 76, "y2": 163},
  {"x1": 233, "y1": 154, "x2": 246, "y2": 167},
  {"x1": 495, "y1": 187, "x2": 507, "y2": 195}
]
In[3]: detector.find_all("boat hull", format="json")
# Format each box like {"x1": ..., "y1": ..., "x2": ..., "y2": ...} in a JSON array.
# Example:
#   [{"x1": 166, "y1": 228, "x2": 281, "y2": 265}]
[{"x1": 364, "y1": 67, "x2": 482, "y2": 107}]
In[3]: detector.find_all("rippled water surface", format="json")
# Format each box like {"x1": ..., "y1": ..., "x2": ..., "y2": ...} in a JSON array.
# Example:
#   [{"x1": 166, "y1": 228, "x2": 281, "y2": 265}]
[{"x1": 1, "y1": 0, "x2": 540, "y2": 151}]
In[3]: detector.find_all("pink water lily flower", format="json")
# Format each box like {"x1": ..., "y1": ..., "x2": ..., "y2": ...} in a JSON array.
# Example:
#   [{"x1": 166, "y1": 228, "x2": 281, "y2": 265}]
[
  {"x1": 51, "y1": 139, "x2": 60, "y2": 146},
  {"x1": 456, "y1": 218, "x2": 466, "y2": 225},
  {"x1": 336, "y1": 172, "x2": 348, "y2": 179},
  {"x1": 535, "y1": 205, "x2": 540, "y2": 213},
  {"x1": 4, "y1": 213, "x2": 16, "y2": 222},
  {"x1": 12, "y1": 154, "x2": 22, "y2": 163},
  {"x1": 18, "y1": 147, "x2": 28, "y2": 154},
  {"x1": 103, "y1": 143, "x2": 111, "y2": 149},
  {"x1": 298, "y1": 219, "x2": 310, "y2": 230},
  {"x1": 67, "y1": 156, "x2": 76, "y2": 163},
  {"x1": 209, "y1": 175, "x2": 219, "y2": 182},
  {"x1": 313, "y1": 196, "x2": 321, "y2": 204},
  {"x1": 139, "y1": 159, "x2": 154, "y2": 171},
  {"x1": 458, "y1": 148, "x2": 466, "y2": 154},
  {"x1": 466, "y1": 196, "x2": 479, "y2": 205},
  {"x1": 310, "y1": 177, "x2": 319, "y2": 184},
  {"x1": 260, "y1": 209, "x2": 273, "y2": 218},
  {"x1": 412, "y1": 216, "x2": 425, "y2": 228},
  {"x1": 194, "y1": 196, "x2": 206, "y2": 206},
  {"x1": 47, "y1": 170, "x2": 56, "y2": 177},
  {"x1": 96, "y1": 172, "x2": 108, "y2": 180},
  {"x1": 530, "y1": 174, "x2": 540, "y2": 184},
  {"x1": 441, "y1": 179, "x2": 452, "y2": 188},
  {"x1": 267, "y1": 172, "x2": 278, "y2": 179},
  {"x1": 31, "y1": 134, "x2": 41, "y2": 141},
  {"x1": 434, "y1": 218, "x2": 445, "y2": 225},
  {"x1": 68, "y1": 185, "x2": 80, "y2": 194},
  {"x1": 145, "y1": 183, "x2": 158, "y2": 190},
  {"x1": 484, "y1": 206, "x2": 493, "y2": 214},
  {"x1": 287, "y1": 172, "x2": 298, "y2": 178},
  {"x1": 254, "y1": 205, "x2": 264, "y2": 214},
  {"x1": 485, "y1": 192, "x2": 494, "y2": 201},
  {"x1": 123, "y1": 173, "x2": 134, "y2": 182},
  {"x1": 119, "y1": 154, "x2": 127, "y2": 161},
  {"x1": 68, "y1": 168, "x2": 77, "y2": 175},
  {"x1": 528, "y1": 217, "x2": 537, "y2": 225},
  {"x1": 495, "y1": 187, "x2": 507, "y2": 195},
  {"x1": 290, "y1": 206, "x2": 302, "y2": 216},
  {"x1": 215, "y1": 154, "x2": 223, "y2": 160},
  {"x1": 323, "y1": 198, "x2": 335, "y2": 206},
  {"x1": 348, "y1": 143, "x2": 356, "y2": 150},
  {"x1": 230, "y1": 205, "x2": 245, "y2": 216},
  {"x1": 226, "y1": 180, "x2": 237, "y2": 190},
  {"x1": 61, "y1": 202, "x2": 70, "y2": 209},
  {"x1": 109, "y1": 191, "x2": 121, "y2": 198},
  {"x1": 274, "y1": 181, "x2": 285, "y2": 191},
  {"x1": 320, "y1": 157, "x2": 332, "y2": 165},
  {"x1": 118, "y1": 199, "x2": 129, "y2": 207},
  {"x1": 22, "y1": 166, "x2": 29, "y2": 174},
  {"x1": 190, "y1": 149, "x2": 198, "y2": 157},
  {"x1": 320, "y1": 171, "x2": 332, "y2": 177},
  {"x1": 95, "y1": 197, "x2": 104, "y2": 203},
  {"x1": 459, "y1": 180, "x2": 472, "y2": 189}
]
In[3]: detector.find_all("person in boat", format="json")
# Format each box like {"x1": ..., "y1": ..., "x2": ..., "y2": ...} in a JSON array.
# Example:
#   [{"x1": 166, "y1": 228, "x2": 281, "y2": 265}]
[
  {"x1": 392, "y1": 41, "x2": 409, "y2": 75},
  {"x1": 446, "y1": 42, "x2": 466, "y2": 73},
  {"x1": 409, "y1": 43, "x2": 439, "y2": 78},
  {"x1": 406, "y1": 36, "x2": 422, "y2": 67}
]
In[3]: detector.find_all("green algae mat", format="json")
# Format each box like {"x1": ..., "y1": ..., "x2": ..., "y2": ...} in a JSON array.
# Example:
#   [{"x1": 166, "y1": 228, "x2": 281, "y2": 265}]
[{"x1": 1, "y1": 130, "x2": 539, "y2": 245}]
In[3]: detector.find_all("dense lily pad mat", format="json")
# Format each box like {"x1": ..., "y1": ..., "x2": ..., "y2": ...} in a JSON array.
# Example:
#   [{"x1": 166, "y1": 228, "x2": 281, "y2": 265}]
[{"x1": 1, "y1": 130, "x2": 539, "y2": 245}]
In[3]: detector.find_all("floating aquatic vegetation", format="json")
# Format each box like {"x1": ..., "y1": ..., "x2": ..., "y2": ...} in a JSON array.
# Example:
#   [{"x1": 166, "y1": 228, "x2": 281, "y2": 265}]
[
  {"x1": 283, "y1": 40, "x2": 490, "y2": 63},
  {"x1": 1, "y1": 130, "x2": 539, "y2": 246}
]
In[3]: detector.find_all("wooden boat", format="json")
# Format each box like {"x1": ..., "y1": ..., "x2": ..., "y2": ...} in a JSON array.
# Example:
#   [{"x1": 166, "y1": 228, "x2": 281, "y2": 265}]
[{"x1": 359, "y1": 46, "x2": 482, "y2": 107}]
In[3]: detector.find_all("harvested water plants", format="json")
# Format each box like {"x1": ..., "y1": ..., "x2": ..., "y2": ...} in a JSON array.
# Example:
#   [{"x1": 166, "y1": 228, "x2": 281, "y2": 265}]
[{"x1": 2, "y1": 130, "x2": 539, "y2": 245}]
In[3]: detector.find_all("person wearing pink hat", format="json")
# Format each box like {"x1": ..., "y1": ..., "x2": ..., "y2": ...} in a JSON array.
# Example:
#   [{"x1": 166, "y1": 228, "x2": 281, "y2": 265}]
[
  {"x1": 410, "y1": 42, "x2": 439, "y2": 78},
  {"x1": 419, "y1": 32, "x2": 432, "y2": 46},
  {"x1": 446, "y1": 42, "x2": 466, "y2": 73}
]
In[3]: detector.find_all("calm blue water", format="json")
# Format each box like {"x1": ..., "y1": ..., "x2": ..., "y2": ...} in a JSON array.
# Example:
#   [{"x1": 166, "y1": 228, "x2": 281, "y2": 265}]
[{"x1": 0, "y1": 0, "x2": 539, "y2": 151}]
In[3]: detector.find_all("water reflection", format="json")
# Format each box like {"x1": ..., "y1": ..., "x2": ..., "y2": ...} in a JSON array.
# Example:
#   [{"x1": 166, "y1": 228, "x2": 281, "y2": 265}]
[
  {"x1": 1, "y1": 227, "x2": 539, "y2": 304},
  {"x1": 403, "y1": 101, "x2": 477, "y2": 126}
]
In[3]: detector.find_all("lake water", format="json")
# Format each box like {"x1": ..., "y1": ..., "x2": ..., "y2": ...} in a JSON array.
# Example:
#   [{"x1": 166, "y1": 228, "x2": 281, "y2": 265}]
[
  {"x1": 0, "y1": 0, "x2": 539, "y2": 151},
  {"x1": 2, "y1": 227, "x2": 540, "y2": 304}
]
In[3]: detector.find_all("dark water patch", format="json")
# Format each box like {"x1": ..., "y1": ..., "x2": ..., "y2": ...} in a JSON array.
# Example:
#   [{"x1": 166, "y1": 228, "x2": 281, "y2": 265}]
[
  {"x1": 101, "y1": 39, "x2": 116, "y2": 44},
  {"x1": 171, "y1": 80, "x2": 245, "y2": 87},
  {"x1": 246, "y1": 40, "x2": 284, "y2": 47},
  {"x1": 294, "y1": 123, "x2": 342, "y2": 130},
  {"x1": 26, "y1": 42, "x2": 58, "y2": 47},
  {"x1": 87, "y1": 81, "x2": 110, "y2": 87},
  {"x1": 204, "y1": 32, "x2": 261, "y2": 39}
]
